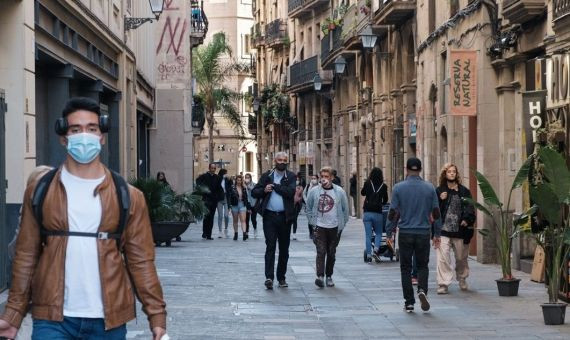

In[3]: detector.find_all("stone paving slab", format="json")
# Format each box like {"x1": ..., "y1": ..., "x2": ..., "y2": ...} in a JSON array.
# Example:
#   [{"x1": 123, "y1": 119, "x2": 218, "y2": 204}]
[{"x1": 2, "y1": 212, "x2": 570, "y2": 339}]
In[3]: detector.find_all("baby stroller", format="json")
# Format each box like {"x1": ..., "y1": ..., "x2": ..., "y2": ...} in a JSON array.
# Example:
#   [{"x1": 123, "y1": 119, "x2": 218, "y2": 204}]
[{"x1": 362, "y1": 204, "x2": 399, "y2": 262}]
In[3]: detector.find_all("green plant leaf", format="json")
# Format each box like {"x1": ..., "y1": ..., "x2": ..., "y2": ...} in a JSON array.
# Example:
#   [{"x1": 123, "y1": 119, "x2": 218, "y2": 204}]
[
  {"x1": 463, "y1": 197, "x2": 492, "y2": 217},
  {"x1": 538, "y1": 147, "x2": 570, "y2": 203},
  {"x1": 474, "y1": 171, "x2": 502, "y2": 207},
  {"x1": 513, "y1": 205, "x2": 538, "y2": 227},
  {"x1": 530, "y1": 184, "x2": 561, "y2": 225},
  {"x1": 511, "y1": 156, "x2": 532, "y2": 191}
]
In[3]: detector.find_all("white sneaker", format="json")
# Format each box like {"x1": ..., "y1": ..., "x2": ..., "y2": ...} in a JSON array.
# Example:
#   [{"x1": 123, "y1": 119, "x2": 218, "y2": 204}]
[
  {"x1": 437, "y1": 285, "x2": 448, "y2": 295},
  {"x1": 459, "y1": 279, "x2": 468, "y2": 291},
  {"x1": 292, "y1": 233, "x2": 297, "y2": 240}
]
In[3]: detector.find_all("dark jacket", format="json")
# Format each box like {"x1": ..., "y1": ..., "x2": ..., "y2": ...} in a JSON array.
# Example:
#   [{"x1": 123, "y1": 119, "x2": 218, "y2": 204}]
[
  {"x1": 251, "y1": 169, "x2": 297, "y2": 221},
  {"x1": 436, "y1": 184, "x2": 476, "y2": 244},
  {"x1": 349, "y1": 176, "x2": 357, "y2": 196},
  {"x1": 228, "y1": 185, "x2": 251, "y2": 208},
  {"x1": 196, "y1": 172, "x2": 222, "y2": 206},
  {"x1": 361, "y1": 180, "x2": 389, "y2": 213},
  {"x1": 219, "y1": 177, "x2": 233, "y2": 202},
  {"x1": 332, "y1": 176, "x2": 342, "y2": 187}
]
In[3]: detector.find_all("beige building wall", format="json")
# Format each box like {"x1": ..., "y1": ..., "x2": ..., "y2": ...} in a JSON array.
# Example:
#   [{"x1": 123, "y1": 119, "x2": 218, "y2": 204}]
[{"x1": 193, "y1": 0, "x2": 258, "y2": 180}]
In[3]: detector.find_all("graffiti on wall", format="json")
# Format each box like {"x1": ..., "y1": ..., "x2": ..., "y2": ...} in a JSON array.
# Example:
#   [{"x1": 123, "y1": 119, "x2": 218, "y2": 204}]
[{"x1": 156, "y1": 0, "x2": 189, "y2": 82}]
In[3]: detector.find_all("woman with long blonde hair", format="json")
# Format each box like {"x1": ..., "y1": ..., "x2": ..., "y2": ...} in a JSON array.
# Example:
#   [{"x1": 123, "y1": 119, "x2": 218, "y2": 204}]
[
  {"x1": 435, "y1": 163, "x2": 476, "y2": 295},
  {"x1": 228, "y1": 175, "x2": 251, "y2": 240}
]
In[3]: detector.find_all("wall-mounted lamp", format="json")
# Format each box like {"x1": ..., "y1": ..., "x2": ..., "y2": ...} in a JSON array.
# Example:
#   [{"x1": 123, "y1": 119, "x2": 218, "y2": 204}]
[
  {"x1": 359, "y1": 25, "x2": 377, "y2": 49},
  {"x1": 334, "y1": 56, "x2": 347, "y2": 75},
  {"x1": 313, "y1": 74, "x2": 323, "y2": 91},
  {"x1": 125, "y1": 0, "x2": 165, "y2": 31},
  {"x1": 253, "y1": 98, "x2": 260, "y2": 112}
]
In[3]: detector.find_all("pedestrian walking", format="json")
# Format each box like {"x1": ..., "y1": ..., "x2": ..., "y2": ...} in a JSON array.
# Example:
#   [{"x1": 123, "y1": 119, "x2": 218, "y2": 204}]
[
  {"x1": 244, "y1": 173, "x2": 258, "y2": 238},
  {"x1": 361, "y1": 167, "x2": 389, "y2": 263},
  {"x1": 296, "y1": 171, "x2": 306, "y2": 188},
  {"x1": 217, "y1": 168, "x2": 232, "y2": 238},
  {"x1": 303, "y1": 174, "x2": 319, "y2": 239},
  {"x1": 228, "y1": 175, "x2": 251, "y2": 241},
  {"x1": 0, "y1": 97, "x2": 167, "y2": 340},
  {"x1": 331, "y1": 169, "x2": 342, "y2": 186},
  {"x1": 349, "y1": 171, "x2": 357, "y2": 217},
  {"x1": 435, "y1": 163, "x2": 475, "y2": 294},
  {"x1": 291, "y1": 185, "x2": 304, "y2": 240},
  {"x1": 156, "y1": 171, "x2": 170, "y2": 187},
  {"x1": 196, "y1": 163, "x2": 222, "y2": 240},
  {"x1": 252, "y1": 152, "x2": 297, "y2": 290},
  {"x1": 306, "y1": 167, "x2": 349, "y2": 288},
  {"x1": 386, "y1": 157, "x2": 441, "y2": 313}
]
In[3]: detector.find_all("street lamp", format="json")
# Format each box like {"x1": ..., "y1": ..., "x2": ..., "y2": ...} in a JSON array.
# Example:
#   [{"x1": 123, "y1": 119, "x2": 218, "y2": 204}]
[
  {"x1": 334, "y1": 56, "x2": 346, "y2": 75},
  {"x1": 313, "y1": 74, "x2": 322, "y2": 91},
  {"x1": 252, "y1": 98, "x2": 260, "y2": 112},
  {"x1": 125, "y1": 0, "x2": 165, "y2": 31},
  {"x1": 359, "y1": 25, "x2": 377, "y2": 49}
]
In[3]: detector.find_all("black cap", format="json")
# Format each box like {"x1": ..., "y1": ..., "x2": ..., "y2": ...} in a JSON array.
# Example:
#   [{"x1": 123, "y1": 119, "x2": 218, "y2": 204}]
[{"x1": 406, "y1": 157, "x2": 422, "y2": 171}]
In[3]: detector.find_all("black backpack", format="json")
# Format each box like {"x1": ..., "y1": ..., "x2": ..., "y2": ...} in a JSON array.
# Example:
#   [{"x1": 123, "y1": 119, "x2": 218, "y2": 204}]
[
  {"x1": 31, "y1": 167, "x2": 130, "y2": 248},
  {"x1": 363, "y1": 182, "x2": 385, "y2": 211}
]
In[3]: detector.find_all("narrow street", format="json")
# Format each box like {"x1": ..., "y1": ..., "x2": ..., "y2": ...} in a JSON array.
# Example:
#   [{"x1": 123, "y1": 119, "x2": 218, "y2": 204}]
[{"x1": 121, "y1": 212, "x2": 568, "y2": 339}]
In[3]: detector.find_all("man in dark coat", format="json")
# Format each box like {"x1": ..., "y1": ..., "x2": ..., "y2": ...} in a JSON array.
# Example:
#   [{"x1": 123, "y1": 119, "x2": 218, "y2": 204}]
[
  {"x1": 252, "y1": 152, "x2": 297, "y2": 290},
  {"x1": 196, "y1": 163, "x2": 222, "y2": 240}
]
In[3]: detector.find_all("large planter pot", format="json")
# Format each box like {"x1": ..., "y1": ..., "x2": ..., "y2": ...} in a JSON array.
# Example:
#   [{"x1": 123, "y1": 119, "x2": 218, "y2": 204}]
[
  {"x1": 496, "y1": 278, "x2": 521, "y2": 296},
  {"x1": 151, "y1": 221, "x2": 190, "y2": 247},
  {"x1": 541, "y1": 303, "x2": 567, "y2": 325}
]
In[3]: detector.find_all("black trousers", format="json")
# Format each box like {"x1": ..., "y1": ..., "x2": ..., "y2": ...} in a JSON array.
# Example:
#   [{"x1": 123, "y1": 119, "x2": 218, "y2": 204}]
[
  {"x1": 399, "y1": 232, "x2": 431, "y2": 305},
  {"x1": 202, "y1": 201, "x2": 217, "y2": 238},
  {"x1": 246, "y1": 206, "x2": 257, "y2": 232},
  {"x1": 263, "y1": 211, "x2": 291, "y2": 281},
  {"x1": 314, "y1": 226, "x2": 340, "y2": 277}
]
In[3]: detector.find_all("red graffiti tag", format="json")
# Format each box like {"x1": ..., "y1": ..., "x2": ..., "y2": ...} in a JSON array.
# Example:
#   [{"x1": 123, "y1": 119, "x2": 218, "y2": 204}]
[
  {"x1": 156, "y1": 16, "x2": 188, "y2": 56},
  {"x1": 163, "y1": 0, "x2": 179, "y2": 10}
]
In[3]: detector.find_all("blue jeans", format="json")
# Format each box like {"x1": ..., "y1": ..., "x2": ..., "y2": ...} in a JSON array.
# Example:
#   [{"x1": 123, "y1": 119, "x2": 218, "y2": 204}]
[
  {"x1": 32, "y1": 317, "x2": 126, "y2": 340},
  {"x1": 363, "y1": 212, "x2": 384, "y2": 255}
]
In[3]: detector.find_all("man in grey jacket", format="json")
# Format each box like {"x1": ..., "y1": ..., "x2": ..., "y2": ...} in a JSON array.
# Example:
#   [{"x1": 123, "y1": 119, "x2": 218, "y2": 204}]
[{"x1": 306, "y1": 167, "x2": 349, "y2": 288}]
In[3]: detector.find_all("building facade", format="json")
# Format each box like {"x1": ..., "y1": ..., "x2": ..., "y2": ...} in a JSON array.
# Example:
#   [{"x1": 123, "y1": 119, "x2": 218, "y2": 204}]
[
  {"x1": 251, "y1": 0, "x2": 567, "y2": 266},
  {"x1": 193, "y1": 0, "x2": 258, "y2": 180}
]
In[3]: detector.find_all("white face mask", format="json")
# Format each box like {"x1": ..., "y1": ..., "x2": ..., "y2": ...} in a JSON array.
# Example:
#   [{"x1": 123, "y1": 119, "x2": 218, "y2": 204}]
[
  {"x1": 310, "y1": 179, "x2": 318, "y2": 186},
  {"x1": 245, "y1": 179, "x2": 251, "y2": 184},
  {"x1": 321, "y1": 178, "x2": 330, "y2": 187}
]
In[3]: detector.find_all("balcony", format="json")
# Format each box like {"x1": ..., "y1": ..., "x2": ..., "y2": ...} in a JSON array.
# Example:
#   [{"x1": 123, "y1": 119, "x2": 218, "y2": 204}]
[
  {"x1": 252, "y1": 23, "x2": 265, "y2": 48},
  {"x1": 554, "y1": 0, "x2": 570, "y2": 21},
  {"x1": 321, "y1": 27, "x2": 343, "y2": 68},
  {"x1": 341, "y1": 1, "x2": 373, "y2": 49},
  {"x1": 265, "y1": 19, "x2": 288, "y2": 48},
  {"x1": 288, "y1": 55, "x2": 318, "y2": 93},
  {"x1": 288, "y1": 0, "x2": 329, "y2": 19},
  {"x1": 502, "y1": 0, "x2": 545, "y2": 24},
  {"x1": 190, "y1": 1, "x2": 209, "y2": 47},
  {"x1": 374, "y1": 0, "x2": 415, "y2": 26}
]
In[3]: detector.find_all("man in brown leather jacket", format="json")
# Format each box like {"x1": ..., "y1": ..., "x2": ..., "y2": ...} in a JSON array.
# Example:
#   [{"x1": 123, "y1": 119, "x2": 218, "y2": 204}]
[{"x1": 0, "y1": 98, "x2": 167, "y2": 339}]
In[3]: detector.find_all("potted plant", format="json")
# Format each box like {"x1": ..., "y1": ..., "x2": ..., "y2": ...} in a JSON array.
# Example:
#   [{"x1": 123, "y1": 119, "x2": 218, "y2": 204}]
[
  {"x1": 130, "y1": 177, "x2": 208, "y2": 246},
  {"x1": 524, "y1": 146, "x2": 570, "y2": 325},
  {"x1": 465, "y1": 156, "x2": 533, "y2": 296}
]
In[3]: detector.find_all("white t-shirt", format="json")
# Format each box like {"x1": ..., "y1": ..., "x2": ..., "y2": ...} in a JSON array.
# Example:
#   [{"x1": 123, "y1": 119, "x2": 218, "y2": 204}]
[
  {"x1": 61, "y1": 166, "x2": 105, "y2": 318},
  {"x1": 316, "y1": 187, "x2": 339, "y2": 228}
]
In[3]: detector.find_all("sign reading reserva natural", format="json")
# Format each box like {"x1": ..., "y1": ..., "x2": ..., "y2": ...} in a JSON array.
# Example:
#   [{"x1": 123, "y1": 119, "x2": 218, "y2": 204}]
[{"x1": 450, "y1": 50, "x2": 478, "y2": 116}]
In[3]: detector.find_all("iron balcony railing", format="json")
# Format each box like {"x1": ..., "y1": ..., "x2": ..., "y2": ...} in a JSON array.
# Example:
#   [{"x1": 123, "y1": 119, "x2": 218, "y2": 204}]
[
  {"x1": 289, "y1": 55, "x2": 318, "y2": 88},
  {"x1": 288, "y1": 0, "x2": 305, "y2": 13},
  {"x1": 190, "y1": 1, "x2": 208, "y2": 35},
  {"x1": 248, "y1": 115, "x2": 257, "y2": 135},
  {"x1": 320, "y1": 28, "x2": 343, "y2": 65},
  {"x1": 554, "y1": 0, "x2": 570, "y2": 20},
  {"x1": 324, "y1": 126, "x2": 332, "y2": 139},
  {"x1": 265, "y1": 19, "x2": 286, "y2": 44}
]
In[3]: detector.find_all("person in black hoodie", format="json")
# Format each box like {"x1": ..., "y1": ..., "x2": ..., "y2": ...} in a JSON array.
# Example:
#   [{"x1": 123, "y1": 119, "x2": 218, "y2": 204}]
[
  {"x1": 196, "y1": 163, "x2": 222, "y2": 240},
  {"x1": 252, "y1": 152, "x2": 297, "y2": 290},
  {"x1": 435, "y1": 163, "x2": 475, "y2": 294},
  {"x1": 217, "y1": 168, "x2": 232, "y2": 238},
  {"x1": 361, "y1": 167, "x2": 389, "y2": 263},
  {"x1": 228, "y1": 175, "x2": 251, "y2": 241}
]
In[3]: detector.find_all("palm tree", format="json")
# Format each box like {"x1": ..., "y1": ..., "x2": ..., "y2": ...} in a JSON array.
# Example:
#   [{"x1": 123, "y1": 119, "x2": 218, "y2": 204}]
[{"x1": 192, "y1": 32, "x2": 246, "y2": 163}]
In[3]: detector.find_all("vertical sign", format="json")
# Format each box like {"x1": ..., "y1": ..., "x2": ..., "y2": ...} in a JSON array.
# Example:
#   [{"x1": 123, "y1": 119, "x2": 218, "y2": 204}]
[
  {"x1": 306, "y1": 141, "x2": 314, "y2": 164},
  {"x1": 522, "y1": 91, "x2": 546, "y2": 157},
  {"x1": 450, "y1": 50, "x2": 478, "y2": 116},
  {"x1": 298, "y1": 142, "x2": 306, "y2": 165}
]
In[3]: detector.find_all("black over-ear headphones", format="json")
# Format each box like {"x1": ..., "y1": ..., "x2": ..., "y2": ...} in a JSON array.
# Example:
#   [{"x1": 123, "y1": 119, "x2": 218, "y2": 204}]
[{"x1": 55, "y1": 115, "x2": 110, "y2": 136}]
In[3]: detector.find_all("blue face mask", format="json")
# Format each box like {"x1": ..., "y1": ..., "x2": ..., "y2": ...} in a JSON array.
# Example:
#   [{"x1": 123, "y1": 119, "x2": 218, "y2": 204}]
[{"x1": 66, "y1": 133, "x2": 102, "y2": 164}]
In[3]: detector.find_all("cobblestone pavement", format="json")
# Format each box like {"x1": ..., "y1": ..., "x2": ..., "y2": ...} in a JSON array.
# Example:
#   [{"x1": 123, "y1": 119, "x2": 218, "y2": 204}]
[{"x1": 4, "y1": 213, "x2": 569, "y2": 339}]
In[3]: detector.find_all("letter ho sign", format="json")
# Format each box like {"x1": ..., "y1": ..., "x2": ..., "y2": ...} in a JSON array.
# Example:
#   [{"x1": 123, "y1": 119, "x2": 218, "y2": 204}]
[
  {"x1": 450, "y1": 50, "x2": 478, "y2": 116},
  {"x1": 546, "y1": 54, "x2": 570, "y2": 108}
]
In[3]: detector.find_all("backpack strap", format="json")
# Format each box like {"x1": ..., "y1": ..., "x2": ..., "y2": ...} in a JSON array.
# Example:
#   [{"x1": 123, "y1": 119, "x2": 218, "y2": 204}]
[
  {"x1": 110, "y1": 170, "x2": 130, "y2": 250},
  {"x1": 32, "y1": 168, "x2": 130, "y2": 249},
  {"x1": 31, "y1": 168, "x2": 59, "y2": 244}
]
